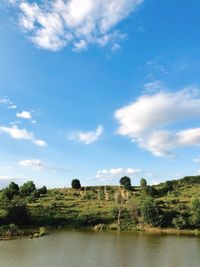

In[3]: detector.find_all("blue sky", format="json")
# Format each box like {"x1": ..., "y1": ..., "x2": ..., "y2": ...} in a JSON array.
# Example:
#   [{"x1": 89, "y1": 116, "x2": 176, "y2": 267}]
[{"x1": 1, "y1": 0, "x2": 200, "y2": 188}]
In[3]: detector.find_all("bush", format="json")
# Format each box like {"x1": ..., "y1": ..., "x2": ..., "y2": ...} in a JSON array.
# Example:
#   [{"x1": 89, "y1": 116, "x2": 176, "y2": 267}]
[
  {"x1": 98, "y1": 191, "x2": 105, "y2": 200},
  {"x1": 6, "y1": 199, "x2": 30, "y2": 226},
  {"x1": 192, "y1": 199, "x2": 200, "y2": 228},
  {"x1": 140, "y1": 197, "x2": 162, "y2": 227},
  {"x1": 172, "y1": 215, "x2": 187, "y2": 229},
  {"x1": 39, "y1": 186, "x2": 47, "y2": 195},
  {"x1": 145, "y1": 186, "x2": 157, "y2": 197}
]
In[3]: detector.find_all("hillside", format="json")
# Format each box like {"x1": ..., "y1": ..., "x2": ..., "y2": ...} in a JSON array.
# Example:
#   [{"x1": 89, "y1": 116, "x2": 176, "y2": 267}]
[{"x1": 0, "y1": 176, "x2": 200, "y2": 235}]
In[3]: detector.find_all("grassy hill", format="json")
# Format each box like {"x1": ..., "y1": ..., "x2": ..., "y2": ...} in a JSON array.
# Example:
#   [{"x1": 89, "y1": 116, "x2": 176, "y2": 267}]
[{"x1": 0, "y1": 176, "x2": 200, "y2": 235}]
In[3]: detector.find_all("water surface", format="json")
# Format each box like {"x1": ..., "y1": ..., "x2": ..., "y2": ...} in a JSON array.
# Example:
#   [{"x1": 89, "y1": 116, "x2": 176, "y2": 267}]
[{"x1": 0, "y1": 230, "x2": 200, "y2": 267}]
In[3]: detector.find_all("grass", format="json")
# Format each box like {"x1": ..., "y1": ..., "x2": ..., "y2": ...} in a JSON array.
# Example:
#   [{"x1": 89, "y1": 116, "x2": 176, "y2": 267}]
[{"x1": 0, "y1": 177, "x2": 200, "y2": 234}]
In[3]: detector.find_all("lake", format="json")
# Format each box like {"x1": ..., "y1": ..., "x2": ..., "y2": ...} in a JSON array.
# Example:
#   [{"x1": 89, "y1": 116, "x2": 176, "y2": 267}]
[{"x1": 0, "y1": 230, "x2": 200, "y2": 267}]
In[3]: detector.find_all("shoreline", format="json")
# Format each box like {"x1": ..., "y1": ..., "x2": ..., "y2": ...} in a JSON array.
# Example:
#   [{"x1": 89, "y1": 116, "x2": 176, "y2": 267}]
[
  {"x1": 1, "y1": 224, "x2": 200, "y2": 240},
  {"x1": 134, "y1": 225, "x2": 200, "y2": 236}
]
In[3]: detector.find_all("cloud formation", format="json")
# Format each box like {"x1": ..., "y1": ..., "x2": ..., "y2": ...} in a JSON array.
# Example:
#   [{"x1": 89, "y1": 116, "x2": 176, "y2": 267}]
[
  {"x1": 0, "y1": 96, "x2": 17, "y2": 109},
  {"x1": 9, "y1": 0, "x2": 144, "y2": 51},
  {"x1": 193, "y1": 156, "x2": 200, "y2": 163},
  {"x1": 0, "y1": 125, "x2": 46, "y2": 146},
  {"x1": 69, "y1": 125, "x2": 103, "y2": 144},
  {"x1": 96, "y1": 167, "x2": 141, "y2": 181},
  {"x1": 115, "y1": 88, "x2": 200, "y2": 156},
  {"x1": 16, "y1": 110, "x2": 32, "y2": 119},
  {"x1": 19, "y1": 158, "x2": 69, "y2": 173},
  {"x1": 19, "y1": 159, "x2": 43, "y2": 171}
]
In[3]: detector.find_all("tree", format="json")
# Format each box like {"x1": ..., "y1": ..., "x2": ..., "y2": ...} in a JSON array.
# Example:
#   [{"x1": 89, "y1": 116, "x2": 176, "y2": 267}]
[
  {"x1": 2, "y1": 182, "x2": 19, "y2": 200},
  {"x1": 119, "y1": 176, "x2": 131, "y2": 186},
  {"x1": 39, "y1": 186, "x2": 47, "y2": 195},
  {"x1": 124, "y1": 181, "x2": 132, "y2": 191},
  {"x1": 71, "y1": 179, "x2": 81, "y2": 189},
  {"x1": 20, "y1": 181, "x2": 36, "y2": 197},
  {"x1": 164, "y1": 180, "x2": 174, "y2": 193},
  {"x1": 114, "y1": 191, "x2": 125, "y2": 227},
  {"x1": 140, "y1": 178, "x2": 147, "y2": 189},
  {"x1": 140, "y1": 197, "x2": 161, "y2": 226},
  {"x1": 5, "y1": 198, "x2": 30, "y2": 226},
  {"x1": 33, "y1": 189, "x2": 41, "y2": 198},
  {"x1": 146, "y1": 185, "x2": 157, "y2": 197},
  {"x1": 192, "y1": 199, "x2": 200, "y2": 227}
]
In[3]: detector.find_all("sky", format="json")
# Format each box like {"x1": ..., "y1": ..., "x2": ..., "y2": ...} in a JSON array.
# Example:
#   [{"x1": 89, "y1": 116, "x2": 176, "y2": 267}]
[{"x1": 1, "y1": 0, "x2": 200, "y2": 188}]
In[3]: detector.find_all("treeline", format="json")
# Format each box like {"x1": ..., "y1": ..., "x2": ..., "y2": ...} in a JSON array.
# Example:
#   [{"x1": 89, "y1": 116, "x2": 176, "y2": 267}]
[{"x1": 0, "y1": 181, "x2": 47, "y2": 226}]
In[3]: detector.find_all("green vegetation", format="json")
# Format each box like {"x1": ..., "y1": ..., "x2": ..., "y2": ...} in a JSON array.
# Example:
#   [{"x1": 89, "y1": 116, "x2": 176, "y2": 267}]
[
  {"x1": 71, "y1": 179, "x2": 81, "y2": 190},
  {"x1": 119, "y1": 176, "x2": 131, "y2": 186},
  {"x1": 140, "y1": 178, "x2": 147, "y2": 190},
  {"x1": 0, "y1": 175, "x2": 200, "y2": 236}
]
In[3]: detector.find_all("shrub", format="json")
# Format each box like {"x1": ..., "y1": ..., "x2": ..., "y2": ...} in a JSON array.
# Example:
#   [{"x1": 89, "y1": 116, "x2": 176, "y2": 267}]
[
  {"x1": 6, "y1": 200, "x2": 30, "y2": 226},
  {"x1": 145, "y1": 186, "x2": 157, "y2": 197},
  {"x1": 39, "y1": 186, "x2": 47, "y2": 195},
  {"x1": 172, "y1": 215, "x2": 187, "y2": 229},
  {"x1": 140, "y1": 197, "x2": 161, "y2": 227},
  {"x1": 192, "y1": 199, "x2": 200, "y2": 228}
]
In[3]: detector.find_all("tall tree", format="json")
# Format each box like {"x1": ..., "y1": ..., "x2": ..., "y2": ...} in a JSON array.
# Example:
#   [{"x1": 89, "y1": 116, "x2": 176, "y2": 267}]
[
  {"x1": 140, "y1": 178, "x2": 147, "y2": 189},
  {"x1": 20, "y1": 181, "x2": 36, "y2": 197},
  {"x1": 119, "y1": 176, "x2": 131, "y2": 186},
  {"x1": 2, "y1": 182, "x2": 19, "y2": 200},
  {"x1": 71, "y1": 179, "x2": 81, "y2": 189}
]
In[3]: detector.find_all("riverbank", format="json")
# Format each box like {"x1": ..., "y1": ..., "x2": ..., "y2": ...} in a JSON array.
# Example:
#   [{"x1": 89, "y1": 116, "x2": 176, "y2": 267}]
[
  {"x1": 92, "y1": 223, "x2": 200, "y2": 236},
  {"x1": 1, "y1": 224, "x2": 200, "y2": 241},
  {"x1": 0, "y1": 225, "x2": 48, "y2": 240},
  {"x1": 135, "y1": 225, "x2": 200, "y2": 236},
  {"x1": 1, "y1": 176, "x2": 200, "y2": 239}
]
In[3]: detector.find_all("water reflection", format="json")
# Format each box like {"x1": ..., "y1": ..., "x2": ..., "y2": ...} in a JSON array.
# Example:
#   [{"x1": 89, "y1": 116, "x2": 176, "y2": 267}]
[{"x1": 0, "y1": 230, "x2": 200, "y2": 267}]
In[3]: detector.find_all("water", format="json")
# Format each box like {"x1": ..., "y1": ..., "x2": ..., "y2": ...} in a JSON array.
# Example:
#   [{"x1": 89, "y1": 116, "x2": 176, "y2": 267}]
[{"x1": 0, "y1": 230, "x2": 200, "y2": 267}]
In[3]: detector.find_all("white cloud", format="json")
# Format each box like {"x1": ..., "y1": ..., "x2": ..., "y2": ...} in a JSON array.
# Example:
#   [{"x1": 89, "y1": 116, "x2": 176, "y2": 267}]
[
  {"x1": 69, "y1": 125, "x2": 103, "y2": 144},
  {"x1": 16, "y1": 110, "x2": 32, "y2": 119},
  {"x1": 115, "y1": 88, "x2": 200, "y2": 156},
  {"x1": 0, "y1": 125, "x2": 46, "y2": 146},
  {"x1": 0, "y1": 96, "x2": 17, "y2": 109},
  {"x1": 73, "y1": 39, "x2": 88, "y2": 52},
  {"x1": 8, "y1": 105, "x2": 17, "y2": 110},
  {"x1": 193, "y1": 156, "x2": 200, "y2": 163},
  {"x1": 0, "y1": 97, "x2": 9, "y2": 105},
  {"x1": 19, "y1": 159, "x2": 43, "y2": 171},
  {"x1": 96, "y1": 167, "x2": 141, "y2": 181},
  {"x1": 33, "y1": 139, "x2": 46, "y2": 146},
  {"x1": 8, "y1": 0, "x2": 17, "y2": 4},
  {"x1": 0, "y1": 176, "x2": 14, "y2": 180},
  {"x1": 9, "y1": 0, "x2": 144, "y2": 51},
  {"x1": 19, "y1": 159, "x2": 69, "y2": 173},
  {"x1": 111, "y1": 43, "x2": 121, "y2": 52},
  {"x1": 144, "y1": 80, "x2": 165, "y2": 92}
]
